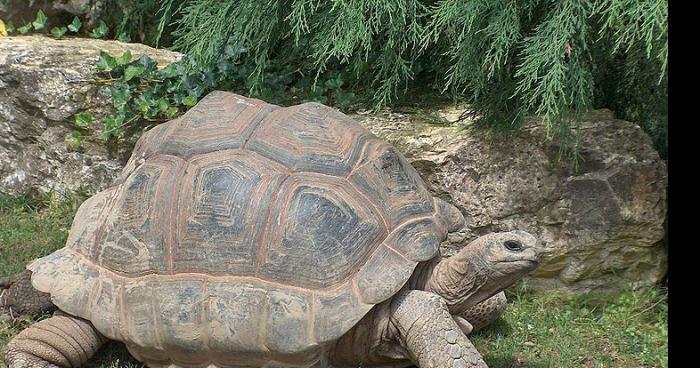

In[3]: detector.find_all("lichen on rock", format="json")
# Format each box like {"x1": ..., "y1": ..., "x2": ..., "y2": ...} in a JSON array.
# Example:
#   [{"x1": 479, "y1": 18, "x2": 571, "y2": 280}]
[{"x1": 0, "y1": 35, "x2": 181, "y2": 197}]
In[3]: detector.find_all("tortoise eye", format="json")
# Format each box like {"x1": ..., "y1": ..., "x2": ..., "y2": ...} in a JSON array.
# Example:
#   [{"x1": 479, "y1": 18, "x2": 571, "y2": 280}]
[{"x1": 504, "y1": 240, "x2": 523, "y2": 252}]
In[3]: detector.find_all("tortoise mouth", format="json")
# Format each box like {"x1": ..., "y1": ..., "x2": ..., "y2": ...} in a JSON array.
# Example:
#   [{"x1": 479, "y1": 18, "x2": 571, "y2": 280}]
[{"x1": 500, "y1": 259, "x2": 540, "y2": 269}]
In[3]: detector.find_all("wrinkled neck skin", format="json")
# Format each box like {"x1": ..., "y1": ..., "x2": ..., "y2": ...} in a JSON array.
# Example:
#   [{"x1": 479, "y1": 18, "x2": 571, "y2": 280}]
[
  {"x1": 331, "y1": 251, "x2": 499, "y2": 367},
  {"x1": 413, "y1": 247, "x2": 499, "y2": 315}
]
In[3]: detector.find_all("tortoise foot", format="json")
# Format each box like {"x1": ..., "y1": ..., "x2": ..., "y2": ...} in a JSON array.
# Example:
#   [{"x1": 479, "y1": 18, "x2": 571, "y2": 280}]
[{"x1": 0, "y1": 270, "x2": 55, "y2": 317}]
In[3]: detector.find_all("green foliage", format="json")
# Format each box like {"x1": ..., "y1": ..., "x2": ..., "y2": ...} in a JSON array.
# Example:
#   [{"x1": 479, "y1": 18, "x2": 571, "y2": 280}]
[
  {"x1": 91, "y1": 43, "x2": 364, "y2": 139},
  {"x1": 89, "y1": 20, "x2": 110, "y2": 38},
  {"x1": 74, "y1": 112, "x2": 93, "y2": 128},
  {"x1": 470, "y1": 283, "x2": 668, "y2": 368},
  {"x1": 50, "y1": 26, "x2": 67, "y2": 38},
  {"x1": 3, "y1": 10, "x2": 95, "y2": 41},
  {"x1": 67, "y1": 16, "x2": 82, "y2": 33},
  {"x1": 0, "y1": 193, "x2": 82, "y2": 278},
  {"x1": 98, "y1": 0, "x2": 665, "y2": 159},
  {"x1": 95, "y1": 51, "x2": 206, "y2": 139},
  {"x1": 592, "y1": 0, "x2": 668, "y2": 159},
  {"x1": 31, "y1": 9, "x2": 47, "y2": 30},
  {"x1": 3, "y1": 21, "x2": 14, "y2": 33},
  {"x1": 16, "y1": 22, "x2": 31, "y2": 34}
]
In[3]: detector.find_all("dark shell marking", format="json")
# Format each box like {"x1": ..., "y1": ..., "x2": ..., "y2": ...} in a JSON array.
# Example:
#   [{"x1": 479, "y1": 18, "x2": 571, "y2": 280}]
[{"x1": 28, "y1": 91, "x2": 459, "y2": 365}]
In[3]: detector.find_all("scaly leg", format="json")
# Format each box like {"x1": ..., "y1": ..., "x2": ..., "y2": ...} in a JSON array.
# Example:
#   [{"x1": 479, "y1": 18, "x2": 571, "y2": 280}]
[
  {"x1": 0, "y1": 270, "x2": 55, "y2": 317},
  {"x1": 454, "y1": 292, "x2": 507, "y2": 335},
  {"x1": 390, "y1": 290, "x2": 488, "y2": 368},
  {"x1": 4, "y1": 312, "x2": 106, "y2": 368}
]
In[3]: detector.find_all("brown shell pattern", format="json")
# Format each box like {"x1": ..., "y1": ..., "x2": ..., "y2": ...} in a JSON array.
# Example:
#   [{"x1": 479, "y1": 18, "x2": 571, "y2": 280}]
[{"x1": 28, "y1": 91, "x2": 456, "y2": 364}]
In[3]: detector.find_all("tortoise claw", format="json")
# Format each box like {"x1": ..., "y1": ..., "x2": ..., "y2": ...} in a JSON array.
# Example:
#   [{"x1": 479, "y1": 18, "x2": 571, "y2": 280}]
[{"x1": 0, "y1": 276, "x2": 11, "y2": 288}]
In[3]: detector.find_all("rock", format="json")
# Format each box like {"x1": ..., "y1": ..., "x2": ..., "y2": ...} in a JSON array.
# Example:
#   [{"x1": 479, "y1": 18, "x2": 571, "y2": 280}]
[
  {"x1": 0, "y1": 35, "x2": 182, "y2": 197},
  {"x1": 0, "y1": 36, "x2": 666, "y2": 292},
  {"x1": 352, "y1": 108, "x2": 667, "y2": 294},
  {"x1": 1, "y1": 1, "x2": 99, "y2": 29}
]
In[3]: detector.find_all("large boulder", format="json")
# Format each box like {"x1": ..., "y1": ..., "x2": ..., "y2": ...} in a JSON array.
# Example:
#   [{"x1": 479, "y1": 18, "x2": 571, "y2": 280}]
[
  {"x1": 353, "y1": 108, "x2": 667, "y2": 293},
  {"x1": 0, "y1": 36, "x2": 667, "y2": 293},
  {"x1": 0, "y1": 35, "x2": 181, "y2": 196}
]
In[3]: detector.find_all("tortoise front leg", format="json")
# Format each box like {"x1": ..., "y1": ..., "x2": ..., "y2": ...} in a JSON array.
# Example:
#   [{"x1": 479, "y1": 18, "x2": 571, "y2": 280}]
[
  {"x1": 390, "y1": 290, "x2": 488, "y2": 368},
  {"x1": 4, "y1": 312, "x2": 107, "y2": 368}
]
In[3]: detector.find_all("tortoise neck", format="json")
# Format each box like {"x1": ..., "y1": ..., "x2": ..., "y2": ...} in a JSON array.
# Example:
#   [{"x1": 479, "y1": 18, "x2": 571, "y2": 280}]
[{"x1": 424, "y1": 248, "x2": 494, "y2": 314}]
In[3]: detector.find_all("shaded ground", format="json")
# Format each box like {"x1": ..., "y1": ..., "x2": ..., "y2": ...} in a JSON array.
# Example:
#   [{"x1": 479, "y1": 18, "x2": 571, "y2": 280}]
[{"x1": 0, "y1": 194, "x2": 667, "y2": 368}]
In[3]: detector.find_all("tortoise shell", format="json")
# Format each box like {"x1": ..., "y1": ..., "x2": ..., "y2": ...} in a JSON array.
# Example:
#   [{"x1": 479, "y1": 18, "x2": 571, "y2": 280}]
[{"x1": 27, "y1": 91, "x2": 463, "y2": 366}]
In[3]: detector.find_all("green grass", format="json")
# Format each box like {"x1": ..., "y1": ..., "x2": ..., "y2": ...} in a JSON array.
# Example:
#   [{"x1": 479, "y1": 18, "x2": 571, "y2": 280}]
[
  {"x1": 0, "y1": 195, "x2": 667, "y2": 367},
  {"x1": 472, "y1": 284, "x2": 668, "y2": 368}
]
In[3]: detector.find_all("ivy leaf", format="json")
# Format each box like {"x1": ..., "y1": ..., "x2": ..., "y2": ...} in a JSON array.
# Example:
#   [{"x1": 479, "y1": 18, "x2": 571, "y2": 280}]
[
  {"x1": 74, "y1": 112, "x2": 93, "y2": 128},
  {"x1": 111, "y1": 87, "x2": 132, "y2": 110},
  {"x1": 67, "y1": 17, "x2": 82, "y2": 33},
  {"x1": 116, "y1": 50, "x2": 132, "y2": 66},
  {"x1": 135, "y1": 96, "x2": 151, "y2": 115},
  {"x1": 156, "y1": 98, "x2": 170, "y2": 113},
  {"x1": 50, "y1": 26, "x2": 68, "y2": 38},
  {"x1": 159, "y1": 63, "x2": 179, "y2": 79},
  {"x1": 102, "y1": 114, "x2": 126, "y2": 139},
  {"x1": 165, "y1": 106, "x2": 179, "y2": 118},
  {"x1": 4, "y1": 21, "x2": 14, "y2": 34},
  {"x1": 182, "y1": 95, "x2": 198, "y2": 107},
  {"x1": 325, "y1": 77, "x2": 344, "y2": 91},
  {"x1": 117, "y1": 32, "x2": 131, "y2": 42},
  {"x1": 17, "y1": 23, "x2": 32, "y2": 34},
  {"x1": 32, "y1": 10, "x2": 47, "y2": 31},
  {"x1": 89, "y1": 20, "x2": 108, "y2": 38},
  {"x1": 134, "y1": 55, "x2": 158, "y2": 71},
  {"x1": 124, "y1": 66, "x2": 146, "y2": 81},
  {"x1": 96, "y1": 51, "x2": 117, "y2": 70}
]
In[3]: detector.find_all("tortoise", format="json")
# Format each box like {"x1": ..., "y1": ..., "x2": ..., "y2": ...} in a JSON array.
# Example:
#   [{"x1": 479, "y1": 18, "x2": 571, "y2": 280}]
[{"x1": 1, "y1": 91, "x2": 543, "y2": 368}]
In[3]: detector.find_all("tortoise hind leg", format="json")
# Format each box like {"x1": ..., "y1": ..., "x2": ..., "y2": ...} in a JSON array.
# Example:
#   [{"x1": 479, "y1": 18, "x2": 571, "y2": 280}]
[
  {"x1": 0, "y1": 270, "x2": 55, "y2": 317},
  {"x1": 454, "y1": 292, "x2": 508, "y2": 335},
  {"x1": 4, "y1": 312, "x2": 107, "y2": 368}
]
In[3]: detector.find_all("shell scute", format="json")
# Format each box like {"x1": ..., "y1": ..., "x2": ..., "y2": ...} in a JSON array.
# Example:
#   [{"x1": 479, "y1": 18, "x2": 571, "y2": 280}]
[
  {"x1": 205, "y1": 281, "x2": 267, "y2": 354},
  {"x1": 259, "y1": 174, "x2": 387, "y2": 289},
  {"x1": 156, "y1": 91, "x2": 276, "y2": 159},
  {"x1": 384, "y1": 218, "x2": 445, "y2": 262},
  {"x1": 313, "y1": 286, "x2": 369, "y2": 343},
  {"x1": 65, "y1": 188, "x2": 116, "y2": 257},
  {"x1": 153, "y1": 279, "x2": 206, "y2": 364},
  {"x1": 121, "y1": 280, "x2": 160, "y2": 350},
  {"x1": 173, "y1": 151, "x2": 287, "y2": 275},
  {"x1": 98, "y1": 156, "x2": 181, "y2": 275},
  {"x1": 87, "y1": 275, "x2": 121, "y2": 341},
  {"x1": 265, "y1": 288, "x2": 313, "y2": 354},
  {"x1": 354, "y1": 245, "x2": 415, "y2": 304},
  {"x1": 247, "y1": 102, "x2": 370, "y2": 176},
  {"x1": 350, "y1": 141, "x2": 435, "y2": 229}
]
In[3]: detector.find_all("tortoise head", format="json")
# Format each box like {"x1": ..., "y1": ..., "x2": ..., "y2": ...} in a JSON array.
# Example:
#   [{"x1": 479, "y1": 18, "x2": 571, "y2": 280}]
[
  {"x1": 466, "y1": 230, "x2": 542, "y2": 287},
  {"x1": 426, "y1": 230, "x2": 544, "y2": 314}
]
